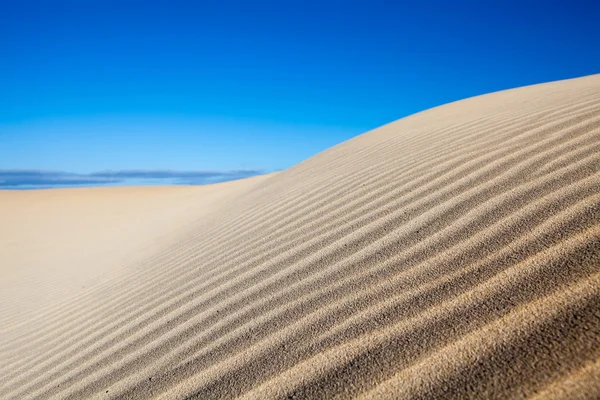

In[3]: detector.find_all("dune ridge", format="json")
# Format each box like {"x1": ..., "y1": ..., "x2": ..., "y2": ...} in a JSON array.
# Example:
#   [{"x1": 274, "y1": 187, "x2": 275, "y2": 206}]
[{"x1": 1, "y1": 74, "x2": 599, "y2": 399}]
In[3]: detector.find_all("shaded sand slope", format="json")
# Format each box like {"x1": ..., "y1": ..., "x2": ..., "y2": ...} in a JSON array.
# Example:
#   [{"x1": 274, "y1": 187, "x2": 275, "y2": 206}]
[{"x1": 1, "y1": 74, "x2": 599, "y2": 399}]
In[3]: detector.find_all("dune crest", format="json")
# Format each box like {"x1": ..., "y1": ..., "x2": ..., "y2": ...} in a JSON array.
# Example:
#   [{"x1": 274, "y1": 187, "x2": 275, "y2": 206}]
[{"x1": 1, "y1": 74, "x2": 600, "y2": 399}]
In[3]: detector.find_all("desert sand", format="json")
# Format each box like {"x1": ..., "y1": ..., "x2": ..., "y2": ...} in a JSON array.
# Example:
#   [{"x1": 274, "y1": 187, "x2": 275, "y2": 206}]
[{"x1": 1, "y1": 74, "x2": 599, "y2": 399}]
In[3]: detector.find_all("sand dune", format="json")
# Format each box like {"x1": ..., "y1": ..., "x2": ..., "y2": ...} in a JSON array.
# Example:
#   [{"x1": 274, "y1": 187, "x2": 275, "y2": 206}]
[{"x1": 1, "y1": 74, "x2": 599, "y2": 399}]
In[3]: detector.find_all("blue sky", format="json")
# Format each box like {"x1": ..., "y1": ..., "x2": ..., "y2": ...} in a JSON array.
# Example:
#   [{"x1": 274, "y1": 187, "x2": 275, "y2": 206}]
[{"x1": 1, "y1": 0, "x2": 599, "y2": 188}]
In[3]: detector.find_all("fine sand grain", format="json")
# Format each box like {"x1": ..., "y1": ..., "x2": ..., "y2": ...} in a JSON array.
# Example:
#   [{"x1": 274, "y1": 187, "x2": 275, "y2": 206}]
[{"x1": 1, "y1": 75, "x2": 599, "y2": 399}]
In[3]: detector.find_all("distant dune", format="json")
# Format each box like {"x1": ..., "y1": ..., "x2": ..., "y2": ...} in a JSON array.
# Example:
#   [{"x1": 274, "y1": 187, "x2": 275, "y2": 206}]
[{"x1": 1, "y1": 74, "x2": 599, "y2": 399}]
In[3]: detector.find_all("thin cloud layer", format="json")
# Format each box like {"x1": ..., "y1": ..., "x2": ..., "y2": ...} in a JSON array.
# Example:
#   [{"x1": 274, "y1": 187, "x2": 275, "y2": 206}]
[
  {"x1": 0, "y1": 169, "x2": 264, "y2": 189},
  {"x1": 89, "y1": 170, "x2": 263, "y2": 183}
]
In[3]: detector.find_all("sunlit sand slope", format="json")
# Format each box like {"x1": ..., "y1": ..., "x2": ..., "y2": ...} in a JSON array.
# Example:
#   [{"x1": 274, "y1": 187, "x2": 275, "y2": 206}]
[{"x1": 1, "y1": 74, "x2": 599, "y2": 399}]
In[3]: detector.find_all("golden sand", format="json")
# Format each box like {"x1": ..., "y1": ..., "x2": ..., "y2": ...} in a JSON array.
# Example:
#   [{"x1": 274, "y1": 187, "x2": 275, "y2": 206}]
[{"x1": 1, "y1": 75, "x2": 599, "y2": 399}]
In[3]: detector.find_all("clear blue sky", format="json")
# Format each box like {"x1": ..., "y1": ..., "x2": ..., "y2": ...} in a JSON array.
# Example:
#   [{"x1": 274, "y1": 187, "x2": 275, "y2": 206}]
[{"x1": 1, "y1": 0, "x2": 599, "y2": 187}]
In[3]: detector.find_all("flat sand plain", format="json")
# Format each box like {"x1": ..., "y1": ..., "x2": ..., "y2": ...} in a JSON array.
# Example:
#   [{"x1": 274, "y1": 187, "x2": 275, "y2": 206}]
[{"x1": 1, "y1": 75, "x2": 599, "y2": 399}]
